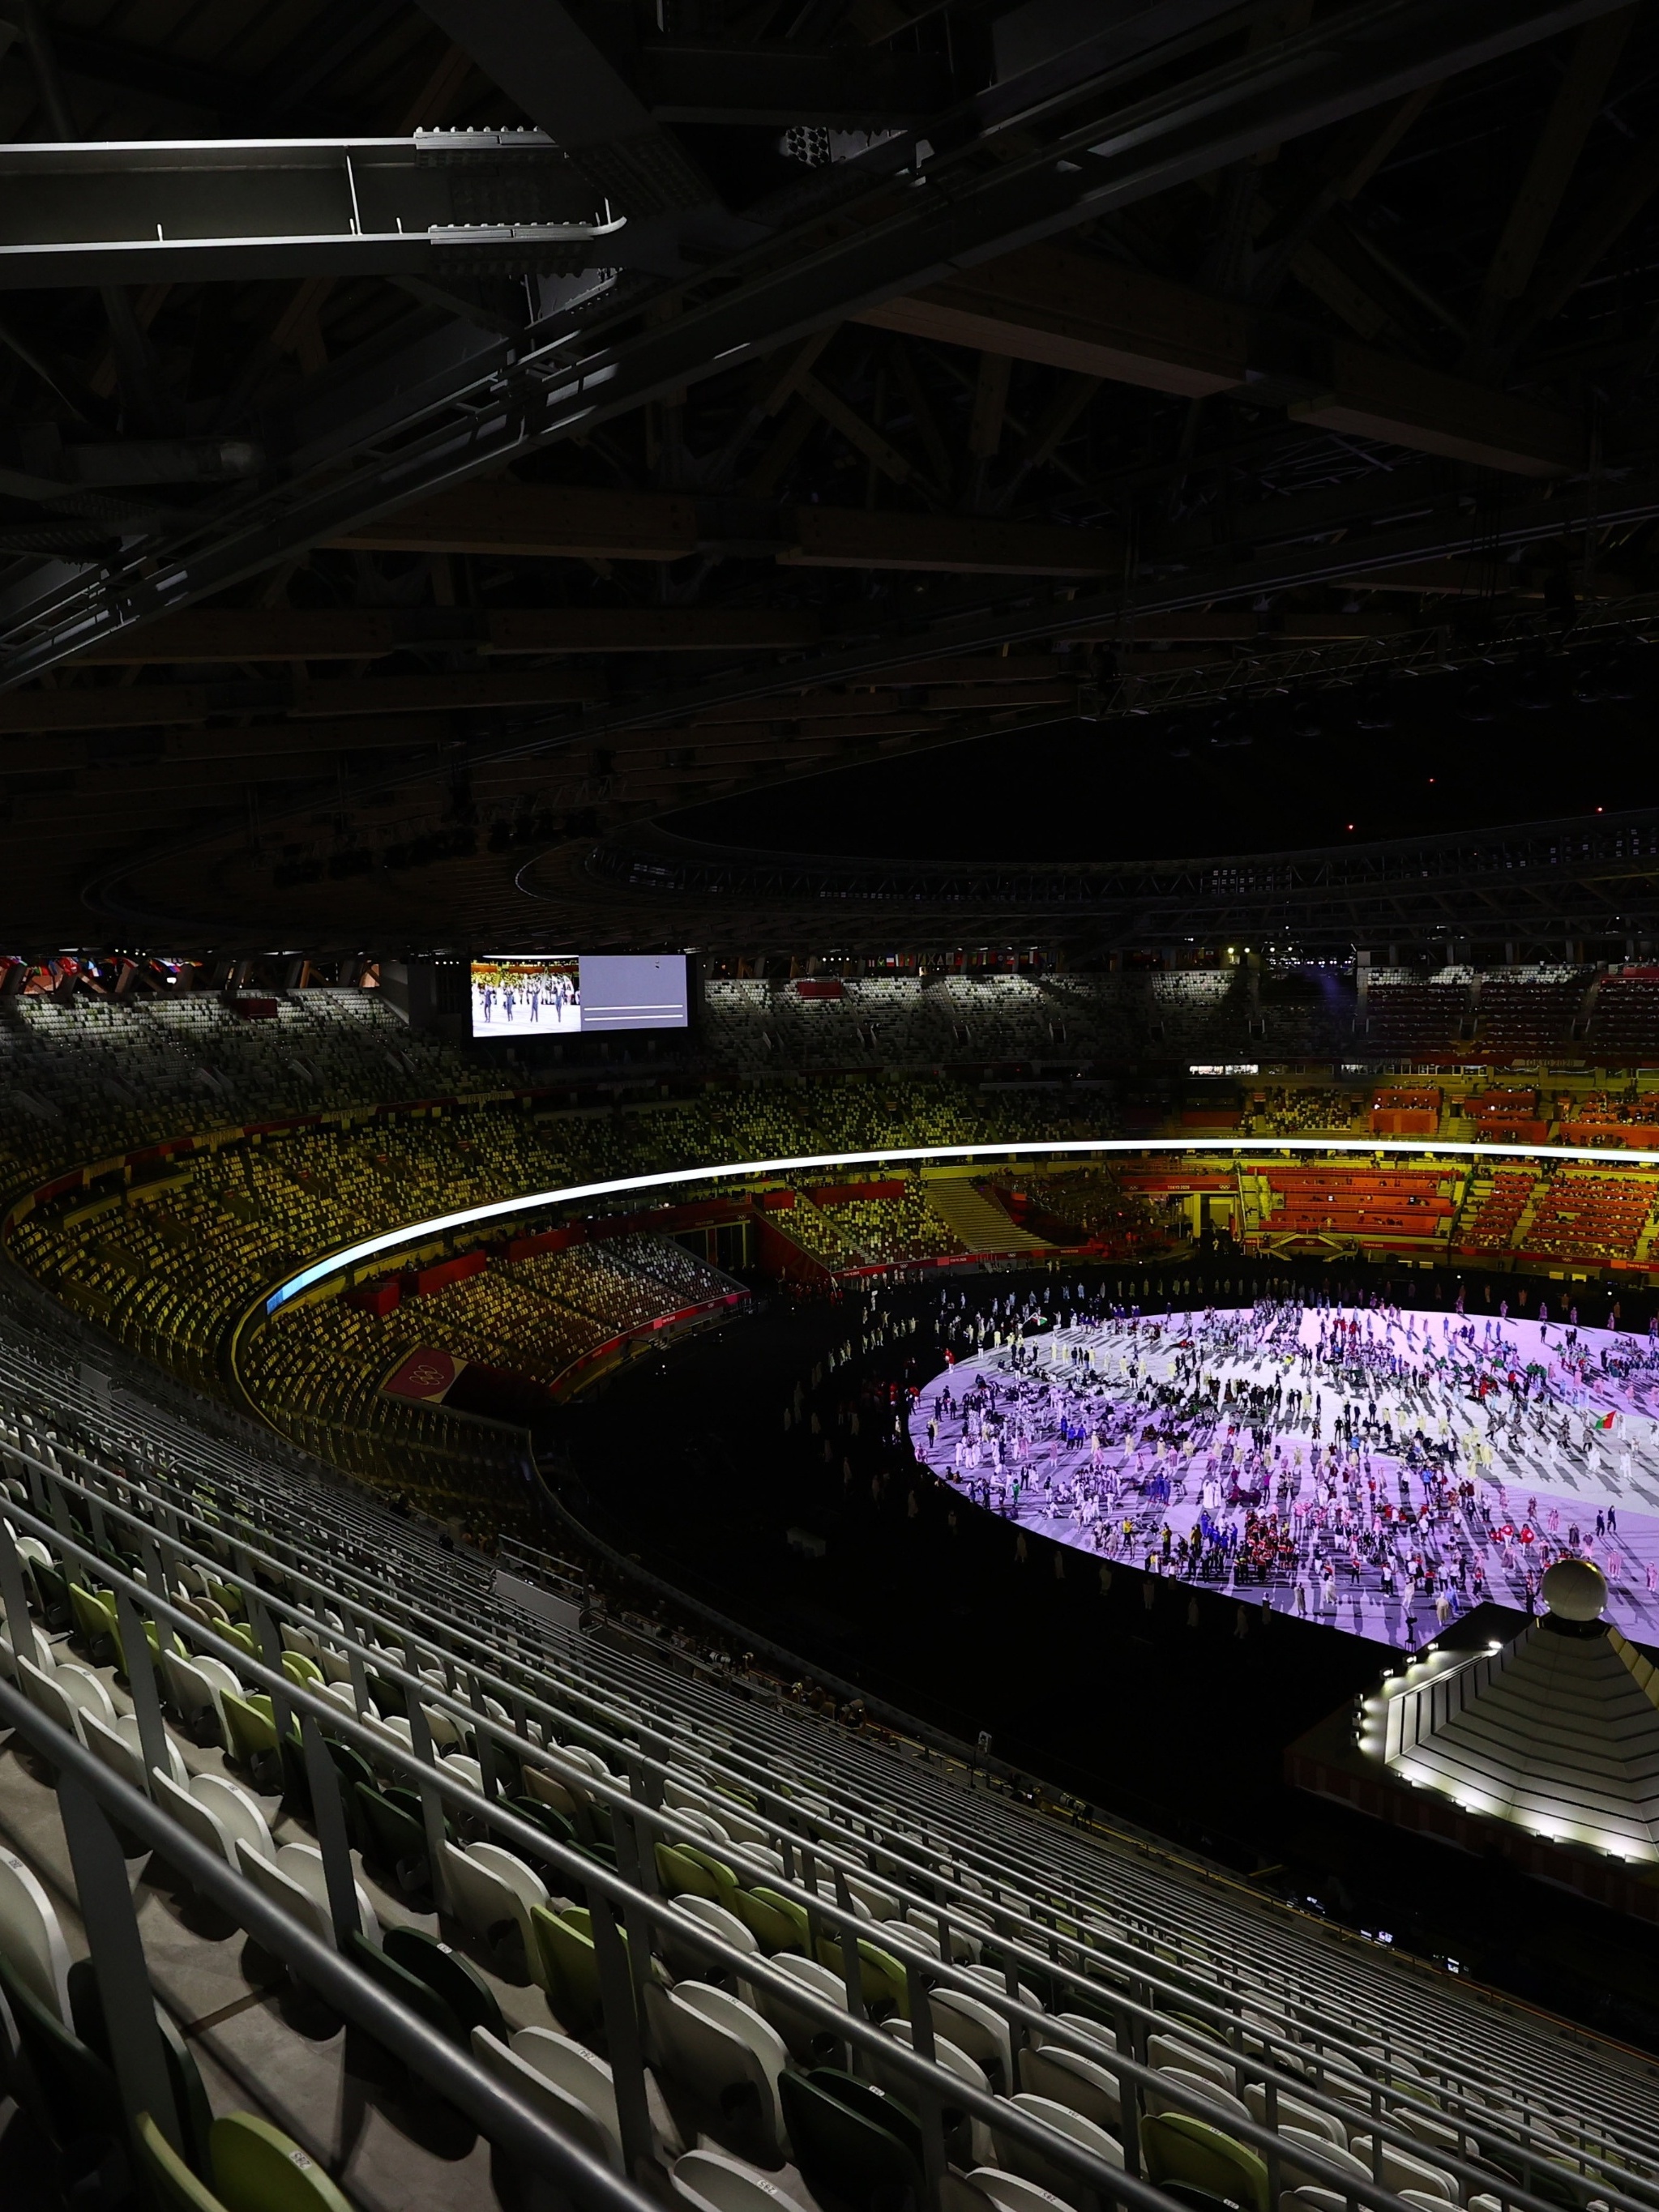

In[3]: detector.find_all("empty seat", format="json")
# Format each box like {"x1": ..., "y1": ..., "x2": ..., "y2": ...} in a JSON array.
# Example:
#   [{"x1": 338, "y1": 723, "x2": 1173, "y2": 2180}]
[
  {"x1": 1141, "y1": 2110, "x2": 1270, "y2": 2212},
  {"x1": 672, "y1": 2146, "x2": 811, "y2": 2212},
  {"x1": 991, "y1": 2091, "x2": 1123, "y2": 2208},
  {"x1": 440, "y1": 1839, "x2": 549, "y2": 1985},
  {"x1": 1277, "y1": 2125, "x2": 1375, "y2": 2196},
  {"x1": 1018, "y1": 2039, "x2": 1121, "y2": 2131},
  {"x1": 235, "y1": 1839, "x2": 377, "y2": 1949},
  {"x1": 1148, "y1": 2065, "x2": 1251, "y2": 2125},
  {"x1": 81, "y1": 1708, "x2": 189, "y2": 1794},
  {"x1": 1349, "y1": 2131, "x2": 1461, "y2": 2201},
  {"x1": 645, "y1": 1979, "x2": 788, "y2": 2157},
  {"x1": 658, "y1": 1893, "x2": 759, "y2": 1986},
  {"x1": 778, "y1": 2068, "x2": 925, "y2": 2212},
  {"x1": 931, "y1": 1985, "x2": 1013, "y2": 2093},
  {"x1": 966, "y1": 2167, "x2": 1074, "y2": 2212},
  {"x1": 753, "y1": 1951, "x2": 848, "y2": 2063},
  {"x1": 1243, "y1": 2079, "x2": 1349, "y2": 2148},
  {"x1": 138, "y1": 2108, "x2": 354, "y2": 2212},
  {"x1": 472, "y1": 2025, "x2": 622, "y2": 2173},
  {"x1": 0, "y1": 1843, "x2": 72, "y2": 2025},
  {"x1": 507, "y1": 2026, "x2": 625, "y2": 2167},
  {"x1": 45, "y1": 1659, "x2": 118, "y2": 1736}
]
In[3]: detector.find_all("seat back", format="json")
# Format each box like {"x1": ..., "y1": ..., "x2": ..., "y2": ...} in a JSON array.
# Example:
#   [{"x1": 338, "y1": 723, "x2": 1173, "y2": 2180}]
[
  {"x1": 235, "y1": 1837, "x2": 334, "y2": 1947},
  {"x1": 734, "y1": 1887, "x2": 806, "y2": 1955},
  {"x1": 0, "y1": 1843, "x2": 72, "y2": 2024},
  {"x1": 754, "y1": 1949, "x2": 847, "y2": 2062},
  {"x1": 470, "y1": 2026, "x2": 622, "y2": 2172},
  {"x1": 1149, "y1": 2065, "x2": 1251, "y2": 2125},
  {"x1": 209, "y1": 2111, "x2": 355, "y2": 2212},
  {"x1": 673, "y1": 1982, "x2": 789, "y2": 2150},
  {"x1": 51, "y1": 1660, "x2": 118, "y2": 1732},
  {"x1": 509, "y1": 2025, "x2": 621, "y2": 2159},
  {"x1": 531, "y1": 1902, "x2": 605, "y2": 2029},
  {"x1": 965, "y1": 2167, "x2": 1071, "y2": 2212},
  {"x1": 673, "y1": 2148, "x2": 810, "y2": 2212},
  {"x1": 153, "y1": 1767, "x2": 238, "y2": 1868},
  {"x1": 650, "y1": 1973, "x2": 778, "y2": 2141},
  {"x1": 1141, "y1": 2111, "x2": 1271, "y2": 2212},
  {"x1": 136, "y1": 2111, "x2": 225, "y2": 2212},
  {"x1": 1348, "y1": 2130, "x2": 1460, "y2": 2200},
  {"x1": 441, "y1": 1843, "x2": 519, "y2": 1940},
  {"x1": 221, "y1": 1688, "x2": 278, "y2": 1766},
  {"x1": 278, "y1": 1843, "x2": 377, "y2": 1943},
  {"x1": 1019, "y1": 2042, "x2": 1121, "y2": 2129},
  {"x1": 18, "y1": 1655, "x2": 83, "y2": 1746},
  {"x1": 778, "y1": 2069, "x2": 925, "y2": 2212},
  {"x1": 1242, "y1": 2080, "x2": 1346, "y2": 2147},
  {"x1": 192, "y1": 1774, "x2": 274, "y2": 1868},
  {"x1": 343, "y1": 1928, "x2": 464, "y2": 2046},
  {"x1": 382, "y1": 1924, "x2": 504, "y2": 2043},
  {"x1": 79, "y1": 1708, "x2": 147, "y2": 1794},
  {"x1": 931, "y1": 1988, "x2": 1012, "y2": 2090}
]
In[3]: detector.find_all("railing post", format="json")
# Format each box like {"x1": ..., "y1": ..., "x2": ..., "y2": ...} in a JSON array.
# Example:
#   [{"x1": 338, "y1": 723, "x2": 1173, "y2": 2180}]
[
  {"x1": 302, "y1": 1711, "x2": 362, "y2": 1947},
  {"x1": 116, "y1": 1586, "x2": 170, "y2": 1793},
  {"x1": 403, "y1": 1679, "x2": 451, "y2": 1915},
  {"x1": 587, "y1": 1885, "x2": 657, "y2": 2187},
  {"x1": 58, "y1": 1770, "x2": 184, "y2": 2156},
  {"x1": 469, "y1": 1672, "x2": 500, "y2": 1800},
  {"x1": 0, "y1": 1522, "x2": 35, "y2": 1667},
  {"x1": 904, "y1": 1957, "x2": 947, "y2": 2212}
]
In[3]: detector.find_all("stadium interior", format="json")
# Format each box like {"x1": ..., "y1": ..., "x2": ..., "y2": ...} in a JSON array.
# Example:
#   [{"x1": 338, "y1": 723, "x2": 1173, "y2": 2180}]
[{"x1": 4, "y1": 3, "x2": 1659, "y2": 2211}]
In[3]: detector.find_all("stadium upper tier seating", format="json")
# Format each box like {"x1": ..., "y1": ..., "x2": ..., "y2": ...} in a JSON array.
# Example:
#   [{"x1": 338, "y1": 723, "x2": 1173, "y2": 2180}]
[
  {"x1": 0, "y1": 1266, "x2": 1654, "y2": 2212},
  {"x1": 11, "y1": 986, "x2": 1659, "y2": 1577},
  {"x1": 703, "y1": 967, "x2": 1659, "y2": 1071}
]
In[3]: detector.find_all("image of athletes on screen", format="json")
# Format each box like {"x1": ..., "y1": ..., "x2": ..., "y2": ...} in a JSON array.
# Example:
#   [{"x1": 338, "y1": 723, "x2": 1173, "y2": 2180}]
[{"x1": 469, "y1": 957, "x2": 580, "y2": 1036}]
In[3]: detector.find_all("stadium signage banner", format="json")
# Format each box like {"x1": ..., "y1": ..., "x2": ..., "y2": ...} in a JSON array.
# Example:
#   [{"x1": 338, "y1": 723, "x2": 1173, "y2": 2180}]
[{"x1": 382, "y1": 1347, "x2": 467, "y2": 1403}]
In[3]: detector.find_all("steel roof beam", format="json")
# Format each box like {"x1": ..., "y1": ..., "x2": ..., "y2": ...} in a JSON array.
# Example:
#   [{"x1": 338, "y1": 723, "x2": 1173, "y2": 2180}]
[
  {"x1": 0, "y1": 131, "x2": 625, "y2": 290},
  {"x1": 0, "y1": 0, "x2": 1633, "y2": 693}
]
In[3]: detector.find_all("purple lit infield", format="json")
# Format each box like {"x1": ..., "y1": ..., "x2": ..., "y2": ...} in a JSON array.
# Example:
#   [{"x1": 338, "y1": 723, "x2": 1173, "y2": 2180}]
[{"x1": 909, "y1": 1305, "x2": 1659, "y2": 1650}]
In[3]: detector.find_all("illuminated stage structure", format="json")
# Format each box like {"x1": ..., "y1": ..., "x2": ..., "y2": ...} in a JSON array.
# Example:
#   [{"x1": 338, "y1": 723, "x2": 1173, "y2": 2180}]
[{"x1": 910, "y1": 1305, "x2": 1659, "y2": 1652}]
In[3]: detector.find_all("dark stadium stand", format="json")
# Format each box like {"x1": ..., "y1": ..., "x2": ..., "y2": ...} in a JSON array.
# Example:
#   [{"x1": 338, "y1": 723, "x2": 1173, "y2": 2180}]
[
  {"x1": 3, "y1": 1274, "x2": 1659, "y2": 2212},
  {"x1": 0, "y1": 980, "x2": 1655, "y2": 2207},
  {"x1": 12, "y1": 0, "x2": 1659, "y2": 2201}
]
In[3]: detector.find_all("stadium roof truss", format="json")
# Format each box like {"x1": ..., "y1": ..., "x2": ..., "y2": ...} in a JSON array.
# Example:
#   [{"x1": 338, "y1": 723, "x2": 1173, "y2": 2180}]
[{"x1": 0, "y1": 0, "x2": 1656, "y2": 937}]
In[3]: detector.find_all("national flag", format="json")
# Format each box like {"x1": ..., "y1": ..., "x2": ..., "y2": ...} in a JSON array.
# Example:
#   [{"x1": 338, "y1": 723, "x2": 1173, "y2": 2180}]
[{"x1": 1597, "y1": 1410, "x2": 1616, "y2": 1430}]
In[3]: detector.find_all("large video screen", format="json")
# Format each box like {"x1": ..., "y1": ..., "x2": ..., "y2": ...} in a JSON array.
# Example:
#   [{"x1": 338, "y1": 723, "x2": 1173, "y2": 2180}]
[{"x1": 470, "y1": 954, "x2": 688, "y2": 1039}]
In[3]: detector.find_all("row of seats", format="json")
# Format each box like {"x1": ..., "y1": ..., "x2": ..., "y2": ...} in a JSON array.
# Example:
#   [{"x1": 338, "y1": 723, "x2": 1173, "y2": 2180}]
[
  {"x1": 0, "y1": 1450, "x2": 1627, "y2": 2212},
  {"x1": 1452, "y1": 1171, "x2": 1538, "y2": 1253},
  {"x1": 7, "y1": 1079, "x2": 1096, "y2": 1522},
  {"x1": 0, "y1": 1266, "x2": 1653, "y2": 2212},
  {"x1": 0, "y1": 989, "x2": 478, "y2": 1196},
  {"x1": 1518, "y1": 1173, "x2": 1659, "y2": 1265}
]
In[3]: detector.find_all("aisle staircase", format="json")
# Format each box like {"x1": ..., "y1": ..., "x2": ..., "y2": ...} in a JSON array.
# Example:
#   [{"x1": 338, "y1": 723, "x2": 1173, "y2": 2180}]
[{"x1": 926, "y1": 1176, "x2": 1053, "y2": 1253}]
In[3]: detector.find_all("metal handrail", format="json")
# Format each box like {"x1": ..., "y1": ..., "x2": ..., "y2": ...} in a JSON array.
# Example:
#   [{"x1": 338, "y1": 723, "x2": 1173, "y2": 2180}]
[
  {"x1": 0, "y1": 1671, "x2": 654, "y2": 2212},
  {"x1": 19, "y1": 1351, "x2": 1659, "y2": 2183},
  {"x1": 0, "y1": 1472, "x2": 1631, "y2": 2212},
  {"x1": 14, "y1": 1387, "x2": 1659, "y2": 2195}
]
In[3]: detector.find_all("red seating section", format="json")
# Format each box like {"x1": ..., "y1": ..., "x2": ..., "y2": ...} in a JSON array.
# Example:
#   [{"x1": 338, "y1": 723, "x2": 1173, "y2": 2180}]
[
  {"x1": 1520, "y1": 1172, "x2": 1659, "y2": 1266},
  {"x1": 1264, "y1": 1168, "x2": 1452, "y2": 1240},
  {"x1": 1455, "y1": 1168, "x2": 1537, "y2": 1252}
]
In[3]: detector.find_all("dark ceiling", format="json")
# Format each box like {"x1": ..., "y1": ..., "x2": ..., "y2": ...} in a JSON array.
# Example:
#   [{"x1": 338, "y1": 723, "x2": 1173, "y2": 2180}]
[{"x1": 1, "y1": 0, "x2": 1657, "y2": 950}]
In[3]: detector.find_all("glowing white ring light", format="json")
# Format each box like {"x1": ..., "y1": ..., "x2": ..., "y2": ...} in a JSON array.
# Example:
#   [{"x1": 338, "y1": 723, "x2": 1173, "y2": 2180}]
[{"x1": 263, "y1": 1133, "x2": 1659, "y2": 1316}]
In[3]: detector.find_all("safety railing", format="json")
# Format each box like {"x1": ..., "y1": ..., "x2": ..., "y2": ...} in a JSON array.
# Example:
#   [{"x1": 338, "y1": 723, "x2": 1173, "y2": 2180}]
[{"x1": 0, "y1": 1439, "x2": 1648, "y2": 2212}]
